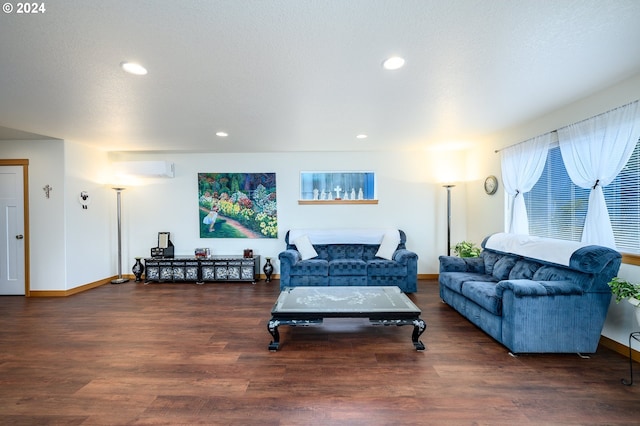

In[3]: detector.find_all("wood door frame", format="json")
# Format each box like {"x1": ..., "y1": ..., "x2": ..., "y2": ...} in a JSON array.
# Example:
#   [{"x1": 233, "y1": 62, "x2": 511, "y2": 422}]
[{"x1": 0, "y1": 159, "x2": 30, "y2": 296}]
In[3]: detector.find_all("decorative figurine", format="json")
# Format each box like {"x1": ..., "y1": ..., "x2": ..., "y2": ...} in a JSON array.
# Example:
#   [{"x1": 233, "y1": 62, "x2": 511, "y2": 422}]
[{"x1": 334, "y1": 185, "x2": 342, "y2": 199}]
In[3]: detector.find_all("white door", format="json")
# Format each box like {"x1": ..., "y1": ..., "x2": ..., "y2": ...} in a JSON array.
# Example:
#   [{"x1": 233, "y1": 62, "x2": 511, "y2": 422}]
[{"x1": 0, "y1": 166, "x2": 25, "y2": 295}]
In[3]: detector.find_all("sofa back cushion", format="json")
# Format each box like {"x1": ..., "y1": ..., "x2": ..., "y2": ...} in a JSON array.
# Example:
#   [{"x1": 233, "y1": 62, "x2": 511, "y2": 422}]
[
  {"x1": 328, "y1": 244, "x2": 364, "y2": 261},
  {"x1": 509, "y1": 259, "x2": 542, "y2": 280},
  {"x1": 363, "y1": 245, "x2": 379, "y2": 261},
  {"x1": 532, "y1": 265, "x2": 592, "y2": 290},
  {"x1": 491, "y1": 256, "x2": 518, "y2": 280},
  {"x1": 482, "y1": 251, "x2": 502, "y2": 275},
  {"x1": 313, "y1": 245, "x2": 330, "y2": 260}
]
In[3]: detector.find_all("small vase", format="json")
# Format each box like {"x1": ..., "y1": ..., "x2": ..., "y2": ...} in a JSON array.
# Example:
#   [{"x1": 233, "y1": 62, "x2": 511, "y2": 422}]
[
  {"x1": 263, "y1": 257, "x2": 274, "y2": 282},
  {"x1": 132, "y1": 257, "x2": 144, "y2": 282}
]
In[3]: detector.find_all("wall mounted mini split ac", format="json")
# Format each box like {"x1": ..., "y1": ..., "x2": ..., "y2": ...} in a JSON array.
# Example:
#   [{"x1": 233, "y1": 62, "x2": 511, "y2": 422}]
[{"x1": 113, "y1": 161, "x2": 175, "y2": 178}]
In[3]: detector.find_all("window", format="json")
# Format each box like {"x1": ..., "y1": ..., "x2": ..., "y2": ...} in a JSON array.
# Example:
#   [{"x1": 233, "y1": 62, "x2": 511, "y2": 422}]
[{"x1": 524, "y1": 139, "x2": 640, "y2": 254}]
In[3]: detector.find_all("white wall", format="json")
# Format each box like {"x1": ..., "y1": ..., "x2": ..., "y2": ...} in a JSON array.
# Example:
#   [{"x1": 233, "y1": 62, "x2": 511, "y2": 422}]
[
  {"x1": 465, "y1": 72, "x2": 640, "y2": 347},
  {"x1": 110, "y1": 149, "x2": 468, "y2": 275},
  {"x1": 1, "y1": 139, "x2": 66, "y2": 290},
  {"x1": 64, "y1": 141, "x2": 112, "y2": 288},
  {"x1": 1, "y1": 139, "x2": 112, "y2": 291}
]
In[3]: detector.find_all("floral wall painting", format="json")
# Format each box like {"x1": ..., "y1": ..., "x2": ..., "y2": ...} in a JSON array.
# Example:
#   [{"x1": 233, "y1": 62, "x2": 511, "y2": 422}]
[{"x1": 198, "y1": 173, "x2": 277, "y2": 238}]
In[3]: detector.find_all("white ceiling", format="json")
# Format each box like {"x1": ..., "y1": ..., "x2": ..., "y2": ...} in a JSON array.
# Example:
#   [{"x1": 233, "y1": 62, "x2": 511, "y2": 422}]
[{"x1": 1, "y1": 0, "x2": 640, "y2": 153}]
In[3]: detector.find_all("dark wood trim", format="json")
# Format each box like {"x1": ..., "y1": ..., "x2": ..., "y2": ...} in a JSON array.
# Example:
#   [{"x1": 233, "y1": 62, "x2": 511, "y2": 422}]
[
  {"x1": 418, "y1": 273, "x2": 438, "y2": 280},
  {"x1": 622, "y1": 253, "x2": 640, "y2": 266},
  {"x1": 599, "y1": 334, "x2": 640, "y2": 362}
]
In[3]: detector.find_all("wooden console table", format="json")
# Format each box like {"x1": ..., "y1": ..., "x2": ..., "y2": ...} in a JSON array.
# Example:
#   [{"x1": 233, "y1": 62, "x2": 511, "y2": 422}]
[{"x1": 144, "y1": 255, "x2": 261, "y2": 284}]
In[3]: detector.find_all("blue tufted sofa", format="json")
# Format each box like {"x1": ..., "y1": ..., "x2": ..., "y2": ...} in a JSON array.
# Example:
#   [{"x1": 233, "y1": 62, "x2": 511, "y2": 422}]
[
  {"x1": 439, "y1": 233, "x2": 621, "y2": 354},
  {"x1": 278, "y1": 229, "x2": 418, "y2": 293}
]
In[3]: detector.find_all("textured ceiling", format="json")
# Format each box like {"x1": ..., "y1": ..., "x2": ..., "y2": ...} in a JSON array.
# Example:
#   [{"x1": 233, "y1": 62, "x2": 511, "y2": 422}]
[{"x1": 1, "y1": 0, "x2": 640, "y2": 153}]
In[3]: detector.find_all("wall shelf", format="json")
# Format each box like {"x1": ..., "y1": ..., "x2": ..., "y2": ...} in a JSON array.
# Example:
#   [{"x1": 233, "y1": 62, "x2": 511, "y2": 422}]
[{"x1": 298, "y1": 200, "x2": 378, "y2": 205}]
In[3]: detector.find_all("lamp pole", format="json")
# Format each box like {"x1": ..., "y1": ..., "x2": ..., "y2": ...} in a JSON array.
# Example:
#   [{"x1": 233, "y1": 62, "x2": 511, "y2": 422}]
[
  {"x1": 111, "y1": 187, "x2": 129, "y2": 284},
  {"x1": 443, "y1": 185, "x2": 455, "y2": 256}
]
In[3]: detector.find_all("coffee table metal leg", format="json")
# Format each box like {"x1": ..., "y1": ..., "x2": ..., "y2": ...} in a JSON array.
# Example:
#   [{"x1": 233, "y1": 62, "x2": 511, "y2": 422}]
[
  {"x1": 268, "y1": 319, "x2": 280, "y2": 351},
  {"x1": 412, "y1": 318, "x2": 426, "y2": 351}
]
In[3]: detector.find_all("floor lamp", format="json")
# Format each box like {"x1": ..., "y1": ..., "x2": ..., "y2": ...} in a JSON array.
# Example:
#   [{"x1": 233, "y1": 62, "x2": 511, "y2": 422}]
[
  {"x1": 111, "y1": 187, "x2": 129, "y2": 284},
  {"x1": 443, "y1": 185, "x2": 455, "y2": 256}
]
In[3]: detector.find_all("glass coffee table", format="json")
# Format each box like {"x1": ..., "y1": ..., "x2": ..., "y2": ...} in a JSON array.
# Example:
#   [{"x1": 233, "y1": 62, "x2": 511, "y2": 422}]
[{"x1": 267, "y1": 286, "x2": 426, "y2": 351}]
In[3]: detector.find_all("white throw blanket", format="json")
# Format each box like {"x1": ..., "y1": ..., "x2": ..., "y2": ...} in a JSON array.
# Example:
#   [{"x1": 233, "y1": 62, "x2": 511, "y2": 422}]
[
  {"x1": 484, "y1": 233, "x2": 589, "y2": 267},
  {"x1": 288, "y1": 228, "x2": 399, "y2": 245}
]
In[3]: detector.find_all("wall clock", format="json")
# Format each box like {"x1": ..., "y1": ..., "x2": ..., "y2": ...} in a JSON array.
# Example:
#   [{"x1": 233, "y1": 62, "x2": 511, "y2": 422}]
[{"x1": 484, "y1": 175, "x2": 498, "y2": 195}]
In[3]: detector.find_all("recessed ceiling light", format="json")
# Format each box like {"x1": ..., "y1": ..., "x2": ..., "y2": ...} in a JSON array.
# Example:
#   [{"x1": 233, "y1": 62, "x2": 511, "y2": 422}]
[
  {"x1": 356, "y1": 134, "x2": 368, "y2": 139},
  {"x1": 382, "y1": 56, "x2": 405, "y2": 70},
  {"x1": 120, "y1": 62, "x2": 148, "y2": 76},
  {"x1": 216, "y1": 131, "x2": 228, "y2": 137}
]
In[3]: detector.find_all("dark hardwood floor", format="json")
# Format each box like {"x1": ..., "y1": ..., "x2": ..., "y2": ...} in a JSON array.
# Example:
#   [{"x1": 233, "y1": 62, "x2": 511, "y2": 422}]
[{"x1": 1, "y1": 279, "x2": 640, "y2": 425}]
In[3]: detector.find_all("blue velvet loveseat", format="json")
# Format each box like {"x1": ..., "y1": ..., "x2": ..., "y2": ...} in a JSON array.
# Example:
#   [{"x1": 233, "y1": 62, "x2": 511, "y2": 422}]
[
  {"x1": 439, "y1": 233, "x2": 621, "y2": 354},
  {"x1": 278, "y1": 229, "x2": 418, "y2": 293}
]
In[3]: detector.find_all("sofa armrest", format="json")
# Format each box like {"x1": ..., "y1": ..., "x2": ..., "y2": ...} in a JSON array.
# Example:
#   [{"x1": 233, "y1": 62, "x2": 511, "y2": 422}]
[
  {"x1": 438, "y1": 255, "x2": 485, "y2": 273},
  {"x1": 495, "y1": 279, "x2": 584, "y2": 297},
  {"x1": 278, "y1": 249, "x2": 301, "y2": 265},
  {"x1": 393, "y1": 249, "x2": 418, "y2": 264}
]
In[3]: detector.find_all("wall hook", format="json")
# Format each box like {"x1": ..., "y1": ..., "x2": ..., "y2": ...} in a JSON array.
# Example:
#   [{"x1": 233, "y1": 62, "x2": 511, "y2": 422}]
[{"x1": 79, "y1": 191, "x2": 91, "y2": 209}]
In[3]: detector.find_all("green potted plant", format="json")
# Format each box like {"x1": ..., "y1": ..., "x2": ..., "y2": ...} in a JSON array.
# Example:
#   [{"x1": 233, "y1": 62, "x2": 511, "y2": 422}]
[
  {"x1": 452, "y1": 241, "x2": 481, "y2": 258},
  {"x1": 608, "y1": 277, "x2": 640, "y2": 326},
  {"x1": 608, "y1": 277, "x2": 640, "y2": 304}
]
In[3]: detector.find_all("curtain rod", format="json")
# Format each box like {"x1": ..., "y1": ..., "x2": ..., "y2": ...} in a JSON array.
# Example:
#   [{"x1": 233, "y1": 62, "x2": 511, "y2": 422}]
[
  {"x1": 494, "y1": 131, "x2": 556, "y2": 153},
  {"x1": 494, "y1": 99, "x2": 639, "y2": 154}
]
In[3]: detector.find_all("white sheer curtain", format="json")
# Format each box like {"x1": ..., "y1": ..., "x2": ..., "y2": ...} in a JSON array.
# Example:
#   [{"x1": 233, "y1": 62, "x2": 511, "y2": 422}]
[
  {"x1": 557, "y1": 100, "x2": 640, "y2": 248},
  {"x1": 501, "y1": 133, "x2": 552, "y2": 234}
]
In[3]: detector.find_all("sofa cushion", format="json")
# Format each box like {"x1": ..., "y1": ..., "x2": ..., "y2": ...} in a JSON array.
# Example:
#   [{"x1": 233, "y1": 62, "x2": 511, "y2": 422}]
[
  {"x1": 509, "y1": 259, "x2": 542, "y2": 280},
  {"x1": 367, "y1": 259, "x2": 407, "y2": 277},
  {"x1": 289, "y1": 275, "x2": 329, "y2": 287},
  {"x1": 329, "y1": 259, "x2": 367, "y2": 276},
  {"x1": 328, "y1": 244, "x2": 364, "y2": 261},
  {"x1": 293, "y1": 234, "x2": 318, "y2": 260},
  {"x1": 492, "y1": 256, "x2": 519, "y2": 281},
  {"x1": 439, "y1": 271, "x2": 497, "y2": 294},
  {"x1": 290, "y1": 259, "x2": 329, "y2": 276},
  {"x1": 461, "y1": 281, "x2": 502, "y2": 315},
  {"x1": 330, "y1": 276, "x2": 367, "y2": 286},
  {"x1": 482, "y1": 251, "x2": 502, "y2": 275}
]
